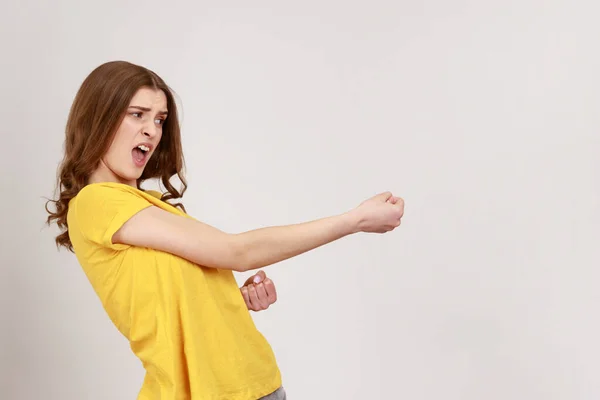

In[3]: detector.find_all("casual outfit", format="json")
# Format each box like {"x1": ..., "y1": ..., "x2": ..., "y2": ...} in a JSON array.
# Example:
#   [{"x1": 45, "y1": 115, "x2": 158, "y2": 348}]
[{"x1": 68, "y1": 182, "x2": 283, "y2": 400}]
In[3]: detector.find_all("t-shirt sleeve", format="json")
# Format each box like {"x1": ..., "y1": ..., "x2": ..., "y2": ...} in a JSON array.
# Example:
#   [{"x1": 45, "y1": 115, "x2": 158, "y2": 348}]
[{"x1": 74, "y1": 184, "x2": 153, "y2": 250}]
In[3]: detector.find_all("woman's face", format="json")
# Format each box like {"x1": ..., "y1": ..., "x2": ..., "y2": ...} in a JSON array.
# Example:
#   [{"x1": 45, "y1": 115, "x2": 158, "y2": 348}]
[{"x1": 90, "y1": 87, "x2": 168, "y2": 186}]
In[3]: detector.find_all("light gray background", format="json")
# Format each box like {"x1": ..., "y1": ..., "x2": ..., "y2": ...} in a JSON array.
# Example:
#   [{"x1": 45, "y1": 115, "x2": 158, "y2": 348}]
[{"x1": 1, "y1": 1, "x2": 599, "y2": 399}]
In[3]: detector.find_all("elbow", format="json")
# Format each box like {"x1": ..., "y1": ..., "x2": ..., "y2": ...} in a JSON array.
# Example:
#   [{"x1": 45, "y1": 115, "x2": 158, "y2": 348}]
[
  {"x1": 231, "y1": 253, "x2": 257, "y2": 273},
  {"x1": 230, "y1": 257, "x2": 253, "y2": 273},
  {"x1": 227, "y1": 235, "x2": 253, "y2": 272},
  {"x1": 231, "y1": 263, "x2": 250, "y2": 273}
]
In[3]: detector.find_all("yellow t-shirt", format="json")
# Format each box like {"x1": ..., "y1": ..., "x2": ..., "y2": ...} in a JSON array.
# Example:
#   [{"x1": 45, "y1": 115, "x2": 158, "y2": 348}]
[{"x1": 67, "y1": 182, "x2": 282, "y2": 400}]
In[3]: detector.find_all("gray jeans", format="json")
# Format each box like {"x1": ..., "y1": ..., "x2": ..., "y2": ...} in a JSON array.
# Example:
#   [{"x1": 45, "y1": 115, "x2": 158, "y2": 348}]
[{"x1": 259, "y1": 387, "x2": 286, "y2": 400}]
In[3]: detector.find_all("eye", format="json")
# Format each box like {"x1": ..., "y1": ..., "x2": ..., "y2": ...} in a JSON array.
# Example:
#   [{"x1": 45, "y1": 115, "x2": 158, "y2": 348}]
[
  {"x1": 132, "y1": 112, "x2": 142, "y2": 118},
  {"x1": 155, "y1": 118, "x2": 165, "y2": 126}
]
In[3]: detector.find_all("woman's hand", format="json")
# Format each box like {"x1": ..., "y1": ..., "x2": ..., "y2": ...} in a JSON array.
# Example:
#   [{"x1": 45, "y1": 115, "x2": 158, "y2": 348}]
[
  {"x1": 350, "y1": 192, "x2": 404, "y2": 233},
  {"x1": 240, "y1": 270, "x2": 278, "y2": 312}
]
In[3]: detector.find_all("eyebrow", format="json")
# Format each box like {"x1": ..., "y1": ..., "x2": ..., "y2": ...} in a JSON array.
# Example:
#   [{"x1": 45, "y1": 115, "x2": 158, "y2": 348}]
[{"x1": 129, "y1": 105, "x2": 168, "y2": 115}]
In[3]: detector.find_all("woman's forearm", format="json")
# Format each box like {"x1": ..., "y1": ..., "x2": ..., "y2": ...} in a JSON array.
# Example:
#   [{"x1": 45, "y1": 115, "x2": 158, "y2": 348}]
[{"x1": 232, "y1": 211, "x2": 360, "y2": 271}]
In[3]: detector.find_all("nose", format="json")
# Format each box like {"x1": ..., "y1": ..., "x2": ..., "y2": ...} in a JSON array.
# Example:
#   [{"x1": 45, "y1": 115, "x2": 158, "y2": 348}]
[{"x1": 143, "y1": 122, "x2": 159, "y2": 138}]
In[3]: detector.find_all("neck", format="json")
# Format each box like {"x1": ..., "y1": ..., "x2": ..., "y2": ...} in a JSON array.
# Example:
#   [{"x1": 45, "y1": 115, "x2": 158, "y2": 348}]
[{"x1": 89, "y1": 161, "x2": 136, "y2": 187}]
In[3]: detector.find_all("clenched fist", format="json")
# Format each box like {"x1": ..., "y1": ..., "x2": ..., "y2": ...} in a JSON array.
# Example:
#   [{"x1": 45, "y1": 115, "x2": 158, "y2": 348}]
[
  {"x1": 351, "y1": 191, "x2": 404, "y2": 233},
  {"x1": 240, "y1": 270, "x2": 277, "y2": 312}
]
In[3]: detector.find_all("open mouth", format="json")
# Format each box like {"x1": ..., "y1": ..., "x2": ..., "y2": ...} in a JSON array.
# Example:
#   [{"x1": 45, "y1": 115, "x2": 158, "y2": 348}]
[{"x1": 132, "y1": 144, "x2": 151, "y2": 165}]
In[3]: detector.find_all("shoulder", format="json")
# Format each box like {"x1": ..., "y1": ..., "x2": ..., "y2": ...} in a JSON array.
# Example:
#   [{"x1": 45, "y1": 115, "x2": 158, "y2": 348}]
[
  {"x1": 76, "y1": 182, "x2": 144, "y2": 200},
  {"x1": 68, "y1": 183, "x2": 155, "y2": 250},
  {"x1": 144, "y1": 189, "x2": 164, "y2": 200},
  {"x1": 70, "y1": 182, "x2": 154, "y2": 227},
  {"x1": 73, "y1": 182, "x2": 153, "y2": 209}
]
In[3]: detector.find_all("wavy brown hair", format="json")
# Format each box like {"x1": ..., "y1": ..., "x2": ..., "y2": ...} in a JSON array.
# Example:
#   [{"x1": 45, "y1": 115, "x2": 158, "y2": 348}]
[{"x1": 46, "y1": 60, "x2": 187, "y2": 252}]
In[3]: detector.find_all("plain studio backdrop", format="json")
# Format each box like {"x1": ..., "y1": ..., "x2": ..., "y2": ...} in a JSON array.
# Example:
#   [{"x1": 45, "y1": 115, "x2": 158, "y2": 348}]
[{"x1": 1, "y1": 1, "x2": 599, "y2": 399}]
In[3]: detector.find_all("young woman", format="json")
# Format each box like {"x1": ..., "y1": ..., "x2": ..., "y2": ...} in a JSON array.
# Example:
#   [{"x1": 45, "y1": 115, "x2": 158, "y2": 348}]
[{"x1": 46, "y1": 60, "x2": 404, "y2": 400}]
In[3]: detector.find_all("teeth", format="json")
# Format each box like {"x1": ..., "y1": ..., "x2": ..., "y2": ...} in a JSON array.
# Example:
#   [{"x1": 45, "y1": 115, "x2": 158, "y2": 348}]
[{"x1": 137, "y1": 145, "x2": 150, "y2": 152}]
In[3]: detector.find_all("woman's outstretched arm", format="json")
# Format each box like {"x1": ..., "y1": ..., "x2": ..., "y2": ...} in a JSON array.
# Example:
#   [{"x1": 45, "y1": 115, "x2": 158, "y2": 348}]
[{"x1": 113, "y1": 192, "x2": 404, "y2": 272}]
